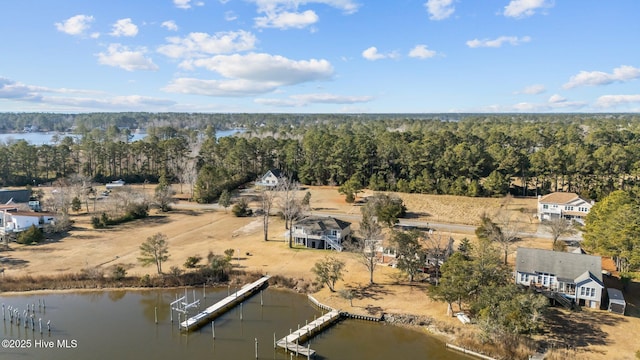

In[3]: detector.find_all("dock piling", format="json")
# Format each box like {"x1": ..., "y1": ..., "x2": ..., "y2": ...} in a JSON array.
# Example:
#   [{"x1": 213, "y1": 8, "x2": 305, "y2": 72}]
[{"x1": 212, "y1": 321, "x2": 215, "y2": 339}]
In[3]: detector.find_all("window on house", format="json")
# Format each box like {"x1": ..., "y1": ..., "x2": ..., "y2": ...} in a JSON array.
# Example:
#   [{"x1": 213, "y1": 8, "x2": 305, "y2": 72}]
[
  {"x1": 580, "y1": 287, "x2": 586, "y2": 296},
  {"x1": 520, "y1": 273, "x2": 529, "y2": 282},
  {"x1": 565, "y1": 206, "x2": 574, "y2": 211},
  {"x1": 543, "y1": 204, "x2": 549, "y2": 209},
  {"x1": 590, "y1": 288, "x2": 595, "y2": 297}
]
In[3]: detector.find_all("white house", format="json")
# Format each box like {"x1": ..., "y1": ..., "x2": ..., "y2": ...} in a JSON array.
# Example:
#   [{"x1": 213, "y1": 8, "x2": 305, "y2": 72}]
[
  {"x1": 287, "y1": 216, "x2": 351, "y2": 251},
  {"x1": 537, "y1": 192, "x2": 594, "y2": 225},
  {"x1": 0, "y1": 210, "x2": 55, "y2": 234},
  {"x1": 256, "y1": 169, "x2": 282, "y2": 187},
  {"x1": 515, "y1": 247, "x2": 604, "y2": 309}
]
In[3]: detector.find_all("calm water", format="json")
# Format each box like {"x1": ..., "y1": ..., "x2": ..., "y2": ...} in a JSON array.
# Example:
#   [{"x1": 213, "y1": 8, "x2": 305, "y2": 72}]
[
  {"x1": 0, "y1": 129, "x2": 242, "y2": 145},
  {"x1": 0, "y1": 288, "x2": 469, "y2": 360}
]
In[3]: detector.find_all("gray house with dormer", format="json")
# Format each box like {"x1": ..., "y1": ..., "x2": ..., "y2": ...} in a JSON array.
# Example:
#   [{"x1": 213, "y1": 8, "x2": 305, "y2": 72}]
[{"x1": 515, "y1": 247, "x2": 604, "y2": 309}]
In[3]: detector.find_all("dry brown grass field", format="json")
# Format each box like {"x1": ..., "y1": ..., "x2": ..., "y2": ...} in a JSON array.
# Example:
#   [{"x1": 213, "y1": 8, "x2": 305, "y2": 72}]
[{"x1": 1, "y1": 185, "x2": 638, "y2": 359}]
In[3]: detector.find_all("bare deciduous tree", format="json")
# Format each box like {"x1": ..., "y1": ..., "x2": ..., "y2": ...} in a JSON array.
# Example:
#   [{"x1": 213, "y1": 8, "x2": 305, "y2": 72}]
[
  {"x1": 478, "y1": 212, "x2": 520, "y2": 265},
  {"x1": 259, "y1": 187, "x2": 276, "y2": 241},
  {"x1": 543, "y1": 218, "x2": 576, "y2": 251},
  {"x1": 357, "y1": 209, "x2": 383, "y2": 285},
  {"x1": 425, "y1": 231, "x2": 453, "y2": 286},
  {"x1": 277, "y1": 177, "x2": 304, "y2": 248}
]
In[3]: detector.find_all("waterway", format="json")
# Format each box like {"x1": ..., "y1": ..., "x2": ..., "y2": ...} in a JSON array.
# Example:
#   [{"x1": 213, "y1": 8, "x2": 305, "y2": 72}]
[
  {"x1": 0, "y1": 288, "x2": 470, "y2": 360},
  {"x1": 0, "y1": 129, "x2": 242, "y2": 145}
]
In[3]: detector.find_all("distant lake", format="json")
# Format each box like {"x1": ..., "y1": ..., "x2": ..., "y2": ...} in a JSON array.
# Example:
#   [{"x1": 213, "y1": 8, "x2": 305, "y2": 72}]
[{"x1": 0, "y1": 129, "x2": 243, "y2": 145}]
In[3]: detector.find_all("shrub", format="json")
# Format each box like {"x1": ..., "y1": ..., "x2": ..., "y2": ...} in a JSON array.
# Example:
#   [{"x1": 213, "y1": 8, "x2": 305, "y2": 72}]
[
  {"x1": 81, "y1": 267, "x2": 104, "y2": 281},
  {"x1": 16, "y1": 225, "x2": 44, "y2": 245},
  {"x1": 139, "y1": 274, "x2": 151, "y2": 287},
  {"x1": 112, "y1": 265, "x2": 127, "y2": 280},
  {"x1": 169, "y1": 266, "x2": 183, "y2": 277},
  {"x1": 232, "y1": 198, "x2": 252, "y2": 217},
  {"x1": 184, "y1": 255, "x2": 202, "y2": 269},
  {"x1": 91, "y1": 216, "x2": 104, "y2": 229}
]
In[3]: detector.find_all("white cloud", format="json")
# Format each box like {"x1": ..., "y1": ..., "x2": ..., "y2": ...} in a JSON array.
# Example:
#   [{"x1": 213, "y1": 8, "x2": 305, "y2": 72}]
[
  {"x1": 249, "y1": 0, "x2": 358, "y2": 28},
  {"x1": 110, "y1": 18, "x2": 138, "y2": 37},
  {"x1": 408, "y1": 44, "x2": 437, "y2": 59},
  {"x1": 250, "y1": 0, "x2": 359, "y2": 15},
  {"x1": 503, "y1": 0, "x2": 553, "y2": 18},
  {"x1": 97, "y1": 44, "x2": 159, "y2": 71},
  {"x1": 362, "y1": 46, "x2": 399, "y2": 61},
  {"x1": 47, "y1": 95, "x2": 176, "y2": 109},
  {"x1": 164, "y1": 53, "x2": 334, "y2": 97},
  {"x1": 0, "y1": 77, "x2": 174, "y2": 111},
  {"x1": 225, "y1": 11, "x2": 238, "y2": 21},
  {"x1": 425, "y1": 0, "x2": 454, "y2": 20},
  {"x1": 595, "y1": 94, "x2": 640, "y2": 108},
  {"x1": 161, "y1": 20, "x2": 179, "y2": 31},
  {"x1": 157, "y1": 30, "x2": 257, "y2": 59},
  {"x1": 548, "y1": 94, "x2": 566, "y2": 103},
  {"x1": 163, "y1": 78, "x2": 281, "y2": 97},
  {"x1": 54, "y1": 15, "x2": 95, "y2": 36},
  {"x1": 563, "y1": 65, "x2": 640, "y2": 89},
  {"x1": 185, "y1": 53, "x2": 333, "y2": 84},
  {"x1": 174, "y1": 0, "x2": 202, "y2": 9},
  {"x1": 515, "y1": 84, "x2": 546, "y2": 95},
  {"x1": 255, "y1": 10, "x2": 319, "y2": 29},
  {"x1": 255, "y1": 93, "x2": 373, "y2": 107},
  {"x1": 466, "y1": 36, "x2": 531, "y2": 48}
]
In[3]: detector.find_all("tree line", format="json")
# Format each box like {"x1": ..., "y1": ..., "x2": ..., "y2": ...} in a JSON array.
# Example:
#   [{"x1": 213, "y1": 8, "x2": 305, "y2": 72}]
[{"x1": 2, "y1": 113, "x2": 640, "y2": 202}]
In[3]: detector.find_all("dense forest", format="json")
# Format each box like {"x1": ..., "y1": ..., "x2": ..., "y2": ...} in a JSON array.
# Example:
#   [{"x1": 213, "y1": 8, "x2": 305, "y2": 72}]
[{"x1": 1, "y1": 112, "x2": 640, "y2": 202}]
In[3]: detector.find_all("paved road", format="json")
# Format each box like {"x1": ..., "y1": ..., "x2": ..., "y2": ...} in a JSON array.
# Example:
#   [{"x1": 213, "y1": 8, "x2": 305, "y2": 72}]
[{"x1": 174, "y1": 203, "x2": 582, "y2": 241}]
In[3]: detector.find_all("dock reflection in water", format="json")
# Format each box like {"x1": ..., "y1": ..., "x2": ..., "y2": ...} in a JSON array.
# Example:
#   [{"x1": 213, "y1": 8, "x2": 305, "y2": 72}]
[{"x1": 0, "y1": 288, "x2": 470, "y2": 360}]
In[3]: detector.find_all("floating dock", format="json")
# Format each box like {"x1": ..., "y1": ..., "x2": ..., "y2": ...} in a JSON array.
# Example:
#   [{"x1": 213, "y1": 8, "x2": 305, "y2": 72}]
[
  {"x1": 180, "y1": 275, "x2": 270, "y2": 331},
  {"x1": 276, "y1": 309, "x2": 342, "y2": 357}
]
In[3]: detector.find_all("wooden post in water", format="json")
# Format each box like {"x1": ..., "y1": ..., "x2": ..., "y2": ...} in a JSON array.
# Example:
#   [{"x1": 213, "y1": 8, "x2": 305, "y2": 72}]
[
  {"x1": 212, "y1": 321, "x2": 215, "y2": 339},
  {"x1": 203, "y1": 283, "x2": 206, "y2": 299},
  {"x1": 170, "y1": 308, "x2": 173, "y2": 323},
  {"x1": 154, "y1": 307, "x2": 158, "y2": 324},
  {"x1": 240, "y1": 302, "x2": 243, "y2": 321},
  {"x1": 260, "y1": 290, "x2": 263, "y2": 306},
  {"x1": 255, "y1": 337, "x2": 258, "y2": 359},
  {"x1": 47, "y1": 320, "x2": 50, "y2": 332},
  {"x1": 296, "y1": 338, "x2": 299, "y2": 356},
  {"x1": 2, "y1": 304, "x2": 4, "y2": 321},
  {"x1": 273, "y1": 332, "x2": 276, "y2": 349},
  {"x1": 39, "y1": 318, "x2": 42, "y2": 334},
  {"x1": 42, "y1": 299, "x2": 45, "y2": 309},
  {"x1": 307, "y1": 343, "x2": 310, "y2": 360},
  {"x1": 178, "y1": 313, "x2": 181, "y2": 330},
  {"x1": 193, "y1": 289, "x2": 196, "y2": 304}
]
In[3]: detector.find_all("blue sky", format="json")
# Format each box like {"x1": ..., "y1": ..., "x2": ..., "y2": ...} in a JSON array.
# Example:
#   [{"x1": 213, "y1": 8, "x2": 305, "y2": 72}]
[{"x1": 0, "y1": 0, "x2": 639, "y2": 113}]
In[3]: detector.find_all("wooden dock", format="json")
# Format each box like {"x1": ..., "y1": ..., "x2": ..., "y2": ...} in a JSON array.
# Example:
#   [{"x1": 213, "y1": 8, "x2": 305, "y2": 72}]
[
  {"x1": 276, "y1": 309, "x2": 342, "y2": 357},
  {"x1": 180, "y1": 275, "x2": 270, "y2": 331}
]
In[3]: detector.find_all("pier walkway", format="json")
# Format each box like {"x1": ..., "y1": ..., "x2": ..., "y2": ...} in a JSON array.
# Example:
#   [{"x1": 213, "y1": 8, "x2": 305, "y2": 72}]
[
  {"x1": 180, "y1": 275, "x2": 270, "y2": 331},
  {"x1": 276, "y1": 308, "x2": 342, "y2": 357}
]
